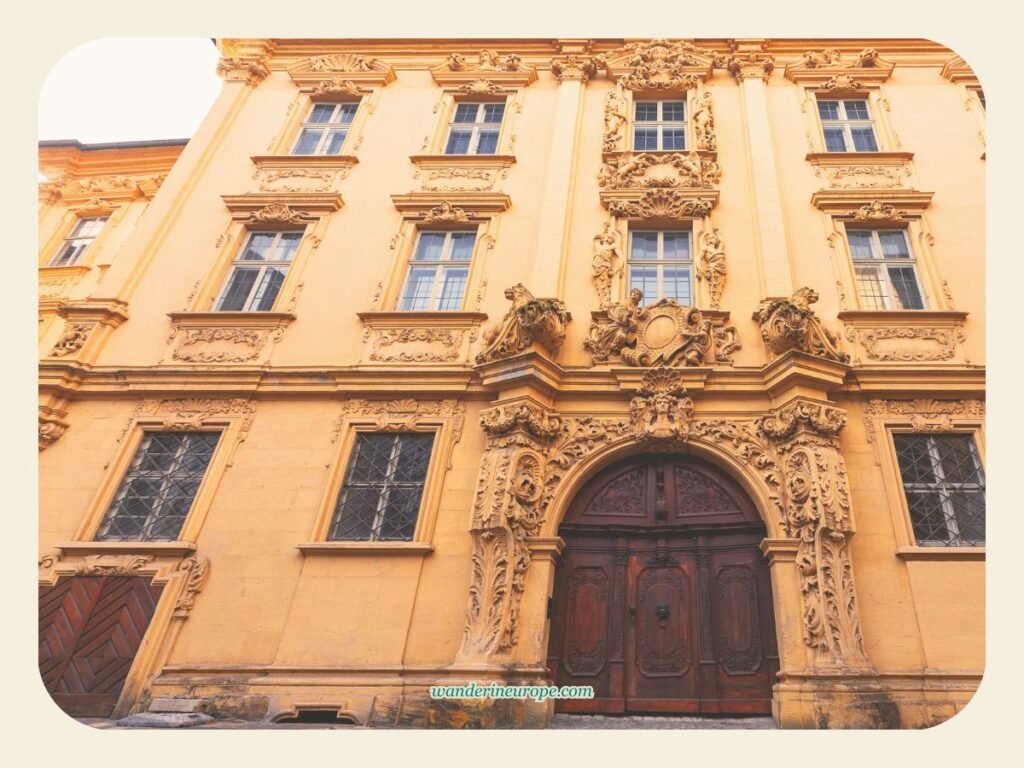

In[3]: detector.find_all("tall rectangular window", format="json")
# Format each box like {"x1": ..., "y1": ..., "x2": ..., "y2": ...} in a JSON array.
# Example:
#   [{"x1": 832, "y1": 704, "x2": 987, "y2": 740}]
[
  {"x1": 847, "y1": 229, "x2": 926, "y2": 310},
  {"x1": 894, "y1": 434, "x2": 985, "y2": 547},
  {"x1": 48, "y1": 217, "x2": 108, "y2": 267},
  {"x1": 291, "y1": 102, "x2": 359, "y2": 155},
  {"x1": 628, "y1": 230, "x2": 693, "y2": 306},
  {"x1": 329, "y1": 432, "x2": 435, "y2": 541},
  {"x1": 215, "y1": 231, "x2": 303, "y2": 312},
  {"x1": 633, "y1": 100, "x2": 687, "y2": 151},
  {"x1": 398, "y1": 231, "x2": 475, "y2": 311},
  {"x1": 817, "y1": 99, "x2": 879, "y2": 152},
  {"x1": 444, "y1": 102, "x2": 505, "y2": 155},
  {"x1": 95, "y1": 432, "x2": 220, "y2": 541}
]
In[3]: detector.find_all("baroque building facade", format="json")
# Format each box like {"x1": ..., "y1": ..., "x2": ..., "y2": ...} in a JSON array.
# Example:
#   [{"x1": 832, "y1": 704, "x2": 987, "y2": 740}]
[{"x1": 37, "y1": 38, "x2": 985, "y2": 729}]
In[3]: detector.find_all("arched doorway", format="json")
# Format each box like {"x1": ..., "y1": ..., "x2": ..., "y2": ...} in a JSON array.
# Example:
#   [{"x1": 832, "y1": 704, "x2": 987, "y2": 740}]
[{"x1": 547, "y1": 453, "x2": 779, "y2": 715}]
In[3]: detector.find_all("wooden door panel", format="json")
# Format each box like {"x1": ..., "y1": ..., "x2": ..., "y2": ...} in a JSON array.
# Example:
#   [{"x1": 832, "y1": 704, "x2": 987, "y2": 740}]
[{"x1": 39, "y1": 576, "x2": 162, "y2": 718}]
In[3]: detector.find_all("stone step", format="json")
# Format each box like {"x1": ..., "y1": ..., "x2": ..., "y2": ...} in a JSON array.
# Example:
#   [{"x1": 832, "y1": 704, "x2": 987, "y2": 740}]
[{"x1": 549, "y1": 714, "x2": 778, "y2": 730}]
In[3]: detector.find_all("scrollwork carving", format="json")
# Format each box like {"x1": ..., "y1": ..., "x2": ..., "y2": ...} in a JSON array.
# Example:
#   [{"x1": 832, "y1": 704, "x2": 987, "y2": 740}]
[
  {"x1": 853, "y1": 200, "x2": 906, "y2": 221},
  {"x1": 48, "y1": 323, "x2": 93, "y2": 357},
  {"x1": 756, "y1": 287, "x2": 849, "y2": 363},
  {"x1": 599, "y1": 151, "x2": 721, "y2": 190},
  {"x1": 421, "y1": 201, "x2": 477, "y2": 223},
  {"x1": 845, "y1": 325, "x2": 966, "y2": 362},
  {"x1": 475, "y1": 284, "x2": 569, "y2": 364},
  {"x1": 247, "y1": 203, "x2": 311, "y2": 226},
  {"x1": 605, "y1": 190, "x2": 714, "y2": 219},
  {"x1": 174, "y1": 555, "x2": 210, "y2": 616}
]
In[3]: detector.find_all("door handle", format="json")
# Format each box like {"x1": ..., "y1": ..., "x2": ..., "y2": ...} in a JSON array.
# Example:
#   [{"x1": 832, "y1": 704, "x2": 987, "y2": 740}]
[{"x1": 655, "y1": 604, "x2": 670, "y2": 620}]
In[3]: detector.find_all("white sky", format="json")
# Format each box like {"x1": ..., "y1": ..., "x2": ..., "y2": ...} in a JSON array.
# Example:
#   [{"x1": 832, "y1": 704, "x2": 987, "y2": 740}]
[{"x1": 38, "y1": 38, "x2": 221, "y2": 144}]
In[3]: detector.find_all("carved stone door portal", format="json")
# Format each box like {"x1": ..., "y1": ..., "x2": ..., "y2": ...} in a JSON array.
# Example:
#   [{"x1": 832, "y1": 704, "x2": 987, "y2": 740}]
[{"x1": 548, "y1": 455, "x2": 779, "y2": 715}]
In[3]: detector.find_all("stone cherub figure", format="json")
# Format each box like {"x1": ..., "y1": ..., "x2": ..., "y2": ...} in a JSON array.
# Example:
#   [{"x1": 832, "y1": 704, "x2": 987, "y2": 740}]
[
  {"x1": 603, "y1": 91, "x2": 628, "y2": 152},
  {"x1": 691, "y1": 91, "x2": 716, "y2": 152}
]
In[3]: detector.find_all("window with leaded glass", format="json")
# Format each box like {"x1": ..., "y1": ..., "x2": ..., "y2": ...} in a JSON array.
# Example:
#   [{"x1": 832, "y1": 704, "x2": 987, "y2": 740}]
[
  {"x1": 95, "y1": 432, "x2": 220, "y2": 541},
  {"x1": 628, "y1": 230, "x2": 693, "y2": 306},
  {"x1": 817, "y1": 99, "x2": 879, "y2": 152},
  {"x1": 397, "y1": 231, "x2": 475, "y2": 311},
  {"x1": 292, "y1": 102, "x2": 359, "y2": 155},
  {"x1": 48, "y1": 217, "x2": 108, "y2": 267},
  {"x1": 444, "y1": 102, "x2": 505, "y2": 155},
  {"x1": 846, "y1": 228, "x2": 926, "y2": 310},
  {"x1": 329, "y1": 433, "x2": 435, "y2": 541},
  {"x1": 894, "y1": 434, "x2": 985, "y2": 547},
  {"x1": 633, "y1": 100, "x2": 686, "y2": 151},
  {"x1": 215, "y1": 230, "x2": 303, "y2": 312}
]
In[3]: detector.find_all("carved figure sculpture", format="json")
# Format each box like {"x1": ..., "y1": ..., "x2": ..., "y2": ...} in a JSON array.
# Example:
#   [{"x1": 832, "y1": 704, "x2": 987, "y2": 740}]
[
  {"x1": 756, "y1": 287, "x2": 849, "y2": 363},
  {"x1": 475, "y1": 284, "x2": 570, "y2": 364},
  {"x1": 591, "y1": 222, "x2": 622, "y2": 307},
  {"x1": 584, "y1": 288, "x2": 645, "y2": 363},
  {"x1": 697, "y1": 228, "x2": 727, "y2": 309},
  {"x1": 692, "y1": 91, "x2": 717, "y2": 151}
]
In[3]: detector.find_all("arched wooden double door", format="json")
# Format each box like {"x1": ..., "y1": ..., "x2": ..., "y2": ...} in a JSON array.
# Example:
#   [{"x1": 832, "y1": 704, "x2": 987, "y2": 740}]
[{"x1": 548, "y1": 454, "x2": 779, "y2": 715}]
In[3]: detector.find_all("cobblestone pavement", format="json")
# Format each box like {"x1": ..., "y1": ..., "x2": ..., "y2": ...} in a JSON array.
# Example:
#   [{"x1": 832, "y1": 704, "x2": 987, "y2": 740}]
[
  {"x1": 80, "y1": 715, "x2": 776, "y2": 730},
  {"x1": 549, "y1": 714, "x2": 777, "y2": 730}
]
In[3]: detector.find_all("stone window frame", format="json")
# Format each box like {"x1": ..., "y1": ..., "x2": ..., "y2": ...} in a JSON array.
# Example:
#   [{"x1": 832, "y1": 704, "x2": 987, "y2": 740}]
[
  {"x1": 800, "y1": 83, "x2": 905, "y2": 159},
  {"x1": 299, "y1": 403, "x2": 463, "y2": 556},
  {"x1": 267, "y1": 87, "x2": 381, "y2": 159},
  {"x1": 422, "y1": 88, "x2": 522, "y2": 158},
  {"x1": 67, "y1": 402, "x2": 254, "y2": 554},
  {"x1": 396, "y1": 229, "x2": 479, "y2": 312},
  {"x1": 606, "y1": 214, "x2": 719, "y2": 310},
  {"x1": 38, "y1": 198, "x2": 127, "y2": 274},
  {"x1": 866, "y1": 405, "x2": 985, "y2": 561},
  {"x1": 842, "y1": 225, "x2": 929, "y2": 311},
  {"x1": 625, "y1": 227, "x2": 695, "y2": 306},
  {"x1": 609, "y1": 86, "x2": 712, "y2": 158}
]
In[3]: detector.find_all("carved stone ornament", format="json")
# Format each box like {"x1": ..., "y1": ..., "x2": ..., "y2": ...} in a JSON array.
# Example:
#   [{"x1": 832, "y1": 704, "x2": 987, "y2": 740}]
[
  {"x1": 821, "y1": 74, "x2": 866, "y2": 91},
  {"x1": 630, "y1": 368, "x2": 695, "y2": 441},
  {"x1": 845, "y1": 325, "x2": 966, "y2": 362},
  {"x1": 171, "y1": 328, "x2": 271, "y2": 364},
  {"x1": 727, "y1": 53, "x2": 774, "y2": 82},
  {"x1": 697, "y1": 228, "x2": 727, "y2": 309},
  {"x1": 604, "y1": 39, "x2": 722, "y2": 91},
  {"x1": 758, "y1": 401, "x2": 870, "y2": 669},
  {"x1": 756, "y1": 287, "x2": 849, "y2": 363},
  {"x1": 432, "y1": 50, "x2": 536, "y2": 90},
  {"x1": 785, "y1": 47, "x2": 893, "y2": 87},
  {"x1": 446, "y1": 50, "x2": 523, "y2": 73},
  {"x1": 853, "y1": 200, "x2": 907, "y2": 221},
  {"x1": 368, "y1": 327, "x2": 468, "y2": 363},
  {"x1": 801, "y1": 48, "x2": 879, "y2": 69},
  {"x1": 814, "y1": 164, "x2": 910, "y2": 190},
  {"x1": 119, "y1": 398, "x2": 258, "y2": 444},
  {"x1": 459, "y1": 79, "x2": 506, "y2": 95},
  {"x1": 550, "y1": 54, "x2": 601, "y2": 83},
  {"x1": 863, "y1": 399, "x2": 984, "y2": 450},
  {"x1": 173, "y1": 555, "x2": 210, "y2": 616},
  {"x1": 48, "y1": 322, "x2": 94, "y2": 357},
  {"x1": 592, "y1": 221, "x2": 622, "y2": 308},
  {"x1": 307, "y1": 53, "x2": 378, "y2": 72},
  {"x1": 247, "y1": 202, "x2": 311, "y2": 226},
  {"x1": 39, "y1": 417, "x2": 68, "y2": 451},
  {"x1": 334, "y1": 398, "x2": 465, "y2": 446},
  {"x1": 692, "y1": 91, "x2": 717, "y2": 152},
  {"x1": 605, "y1": 190, "x2": 714, "y2": 219},
  {"x1": 216, "y1": 56, "x2": 271, "y2": 87},
  {"x1": 311, "y1": 78, "x2": 366, "y2": 96},
  {"x1": 420, "y1": 201, "x2": 477, "y2": 224},
  {"x1": 475, "y1": 284, "x2": 570, "y2": 364},
  {"x1": 603, "y1": 91, "x2": 628, "y2": 152},
  {"x1": 585, "y1": 290, "x2": 739, "y2": 366},
  {"x1": 598, "y1": 151, "x2": 721, "y2": 191}
]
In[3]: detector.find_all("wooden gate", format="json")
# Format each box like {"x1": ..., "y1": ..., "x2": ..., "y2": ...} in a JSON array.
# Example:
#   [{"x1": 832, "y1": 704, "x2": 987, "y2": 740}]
[
  {"x1": 39, "y1": 576, "x2": 163, "y2": 717},
  {"x1": 548, "y1": 454, "x2": 779, "y2": 715}
]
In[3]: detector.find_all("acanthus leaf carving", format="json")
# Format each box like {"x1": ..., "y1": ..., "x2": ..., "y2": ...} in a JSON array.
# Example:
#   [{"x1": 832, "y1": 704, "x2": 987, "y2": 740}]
[
  {"x1": 119, "y1": 398, "x2": 258, "y2": 443},
  {"x1": 853, "y1": 200, "x2": 907, "y2": 221},
  {"x1": 845, "y1": 325, "x2": 966, "y2": 362},
  {"x1": 863, "y1": 399, "x2": 984, "y2": 450},
  {"x1": 604, "y1": 39, "x2": 717, "y2": 91},
  {"x1": 173, "y1": 554, "x2": 210, "y2": 616},
  {"x1": 420, "y1": 201, "x2": 477, "y2": 224},
  {"x1": 756, "y1": 287, "x2": 849, "y2": 363},
  {"x1": 248, "y1": 202, "x2": 311, "y2": 226},
  {"x1": 475, "y1": 284, "x2": 569, "y2": 364},
  {"x1": 48, "y1": 322, "x2": 94, "y2": 357},
  {"x1": 369, "y1": 328, "x2": 465, "y2": 363},
  {"x1": 39, "y1": 417, "x2": 68, "y2": 451}
]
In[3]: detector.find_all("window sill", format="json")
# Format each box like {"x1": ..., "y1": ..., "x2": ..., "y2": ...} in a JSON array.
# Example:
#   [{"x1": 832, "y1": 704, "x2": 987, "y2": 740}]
[
  {"x1": 250, "y1": 154, "x2": 359, "y2": 167},
  {"x1": 57, "y1": 540, "x2": 198, "y2": 557},
  {"x1": 357, "y1": 310, "x2": 488, "y2": 325},
  {"x1": 806, "y1": 151, "x2": 914, "y2": 163},
  {"x1": 838, "y1": 310, "x2": 968, "y2": 323},
  {"x1": 896, "y1": 546, "x2": 985, "y2": 562},
  {"x1": 602, "y1": 148, "x2": 717, "y2": 163},
  {"x1": 409, "y1": 153, "x2": 516, "y2": 165},
  {"x1": 168, "y1": 311, "x2": 296, "y2": 328},
  {"x1": 296, "y1": 542, "x2": 434, "y2": 556},
  {"x1": 39, "y1": 264, "x2": 92, "y2": 277}
]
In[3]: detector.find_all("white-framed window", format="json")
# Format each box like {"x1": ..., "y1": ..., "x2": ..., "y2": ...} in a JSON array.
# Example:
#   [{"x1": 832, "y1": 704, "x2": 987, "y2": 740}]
[
  {"x1": 628, "y1": 230, "x2": 693, "y2": 306},
  {"x1": 443, "y1": 102, "x2": 505, "y2": 155},
  {"x1": 329, "y1": 432, "x2": 436, "y2": 541},
  {"x1": 817, "y1": 98, "x2": 879, "y2": 152},
  {"x1": 893, "y1": 433, "x2": 985, "y2": 547},
  {"x1": 291, "y1": 102, "x2": 359, "y2": 155},
  {"x1": 95, "y1": 431, "x2": 221, "y2": 542},
  {"x1": 847, "y1": 228, "x2": 926, "y2": 310},
  {"x1": 215, "y1": 231, "x2": 303, "y2": 312},
  {"x1": 48, "y1": 217, "x2": 108, "y2": 267},
  {"x1": 397, "y1": 231, "x2": 476, "y2": 311},
  {"x1": 633, "y1": 100, "x2": 687, "y2": 151}
]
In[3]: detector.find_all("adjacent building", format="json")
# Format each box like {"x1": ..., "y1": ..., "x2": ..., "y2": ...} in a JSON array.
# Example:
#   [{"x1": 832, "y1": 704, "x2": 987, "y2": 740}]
[{"x1": 38, "y1": 38, "x2": 986, "y2": 729}]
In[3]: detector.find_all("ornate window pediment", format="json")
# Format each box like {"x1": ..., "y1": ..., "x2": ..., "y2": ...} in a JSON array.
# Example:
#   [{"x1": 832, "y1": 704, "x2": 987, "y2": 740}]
[
  {"x1": 287, "y1": 53, "x2": 396, "y2": 91},
  {"x1": 602, "y1": 39, "x2": 722, "y2": 91},
  {"x1": 784, "y1": 47, "x2": 894, "y2": 89},
  {"x1": 429, "y1": 50, "x2": 538, "y2": 91}
]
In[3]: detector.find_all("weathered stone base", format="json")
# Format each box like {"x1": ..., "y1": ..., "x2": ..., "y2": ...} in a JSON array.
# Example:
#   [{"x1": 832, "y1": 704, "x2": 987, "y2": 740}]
[
  {"x1": 774, "y1": 673, "x2": 982, "y2": 729},
  {"x1": 143, "y1": 668, "x2": 981, "y2": 729}
]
